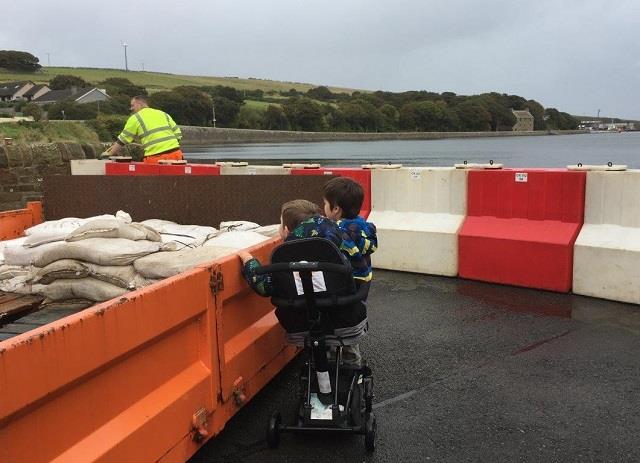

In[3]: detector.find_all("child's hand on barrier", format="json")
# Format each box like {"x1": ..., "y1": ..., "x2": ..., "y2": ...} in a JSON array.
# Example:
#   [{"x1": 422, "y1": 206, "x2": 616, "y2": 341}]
[{"x1": 238, "y1": 251, "x2": 254, "y2": 264}]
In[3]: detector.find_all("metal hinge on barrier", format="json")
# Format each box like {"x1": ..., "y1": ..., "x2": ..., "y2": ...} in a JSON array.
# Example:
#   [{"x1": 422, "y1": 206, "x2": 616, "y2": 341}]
[
  {"x1": 210, "y1": 270, "x2": 224, "y2": 294},
  {"x1": 191, "y1": 407, "x2": 209, "y2": 443},
  {"x1": 232, "y1": 376, "x2": 247, "y2": 406}
]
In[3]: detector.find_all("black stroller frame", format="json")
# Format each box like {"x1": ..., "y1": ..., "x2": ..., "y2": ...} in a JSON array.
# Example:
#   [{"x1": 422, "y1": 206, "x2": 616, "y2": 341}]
[{"x1": 255, "y1": 238, "x2": 376, "y2": 452}]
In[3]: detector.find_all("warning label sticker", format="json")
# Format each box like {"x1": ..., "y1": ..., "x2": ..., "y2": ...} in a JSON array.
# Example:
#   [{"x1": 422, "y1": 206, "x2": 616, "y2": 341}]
[{"x1": 515, "y1": 172, "x2": 528, "y2": 183}]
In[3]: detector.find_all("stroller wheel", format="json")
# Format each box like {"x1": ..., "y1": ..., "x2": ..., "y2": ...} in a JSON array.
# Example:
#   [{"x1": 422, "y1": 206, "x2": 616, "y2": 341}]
[
  {"x1": 364, "y1": 412, "x2": 376, "y2": 452},
  {"x1": 266, "y1": 412, "x2": 281, "y2": 449}
]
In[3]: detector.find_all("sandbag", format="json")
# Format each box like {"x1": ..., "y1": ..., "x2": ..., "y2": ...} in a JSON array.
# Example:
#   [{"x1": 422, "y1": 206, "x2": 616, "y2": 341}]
[
  {"x1": 34, "y1": 259, "x2": 151, "y2": 289},
  {"x1": 141, "y1": 219, "x2": 218, "y2": 246},
  {"x1": 134, "y1": 246, "x2": 237, "y2": 279},
  {"x1": 23, "y1": 229, "x2": 71, "y2": 248},
  {"x1": 203, "y1": 231, "x2": 269, "y2": 250},
  {"x1": 41, "y1": 278, "x2": 128, "y2": 302},
  {"x1": 66, "y1": 219, "x2": 161, "y2": 242},
  {"x1": 83, "y1": 262, "x2": 151, "y2": 289},
  {"x1": 0, "y1": 265, "x2": 32, "y2": 281},
  {"x1": 3, "y1": 241, "x2": 68, "y2": 266},
  {"x1": 219, "y1": 221, "x2": 260, "y2": 232},
  {"x1": 254, "y1": 224, "x2": 280, "y2": 238},
  {"x1": 23, "y1": 211, "x2": 133, "y2": 246},
  {"x1": 0, "y1": 275, "x2": 45, "y2": 295},
  {"x1": 26, "y1": 238, "x2": 164, "y2": 268},
  {"x1": 25, "y1": 214, "x2": 116, "y2": 236},
  {"x1": 33, "y1": 259, "x2": 90, "y2": 284},
  {"x1": 0, "y1": 236, "x2": 27, "y2": 264}
]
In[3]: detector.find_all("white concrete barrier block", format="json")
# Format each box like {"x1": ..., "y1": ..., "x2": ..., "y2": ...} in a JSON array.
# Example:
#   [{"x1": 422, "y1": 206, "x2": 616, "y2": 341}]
[
  {"x1": 70, "y1": 160, "x2": 107, "y2": 175},
  {"x1": 574, "y1": 225, "x2": 640, "y2": 304},
  {"x1": 370, "y1": 212, "x2": 464, "y2": 276},
  {"x1": 573, "y1": 170, "x2": 640, "y2": 304},
  {"x1": 220, "y1": 165, "x2": 290, "y2": 175},
  {"x1": 371, "y1": 167, "x2": 467, "y2": 215},
  {"x1": 584, "y1": 170, "x2": 640, "y2": 227},
  {"x1": 369, "y1": 167, "x2": 467, "y2": 276}
]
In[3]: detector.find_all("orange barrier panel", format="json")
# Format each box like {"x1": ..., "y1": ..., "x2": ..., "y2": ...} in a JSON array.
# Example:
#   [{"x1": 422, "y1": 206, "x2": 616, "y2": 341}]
[
  {"x1": 213, "y1": 239, "x2": 297, "y2": 406},
  {"x1": 0, "y1": 235, "x2": 295, "y2": 462},
  {"x1": 0, "y1": 201, "x2": 42, "y2": 240}
]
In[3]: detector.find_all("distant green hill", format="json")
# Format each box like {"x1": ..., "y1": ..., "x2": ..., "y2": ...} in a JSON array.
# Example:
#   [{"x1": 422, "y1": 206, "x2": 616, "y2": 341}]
[{"x1": 0, "y1": 66, "x2": 357, "y2": 94}]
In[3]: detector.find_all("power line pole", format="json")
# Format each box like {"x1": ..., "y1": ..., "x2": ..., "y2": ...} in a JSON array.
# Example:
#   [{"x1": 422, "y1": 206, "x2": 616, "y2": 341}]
[
  {"x1": 122, "y1": 42, "x2": 129, "y2": 71},
  {"x1": 46, "y1": 53, "x2": 51, "y2": 66}
]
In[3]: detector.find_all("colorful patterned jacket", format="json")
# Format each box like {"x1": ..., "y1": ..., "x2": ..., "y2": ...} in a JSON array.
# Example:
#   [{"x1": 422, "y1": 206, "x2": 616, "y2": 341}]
[{"x1": 337, "y1": 216, "x2": 377, "y2": 283}]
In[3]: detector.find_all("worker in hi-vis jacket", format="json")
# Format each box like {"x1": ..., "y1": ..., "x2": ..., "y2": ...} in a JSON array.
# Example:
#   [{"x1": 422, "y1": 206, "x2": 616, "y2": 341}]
[{"x1": 103, "y1": 95, "x2": 183, "y2": 164}]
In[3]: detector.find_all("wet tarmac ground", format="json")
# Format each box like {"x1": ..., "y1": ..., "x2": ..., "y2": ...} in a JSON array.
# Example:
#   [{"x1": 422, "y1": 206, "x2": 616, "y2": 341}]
[{"x1": 190, "y1": 270, "x2": 640, "y2": 463}]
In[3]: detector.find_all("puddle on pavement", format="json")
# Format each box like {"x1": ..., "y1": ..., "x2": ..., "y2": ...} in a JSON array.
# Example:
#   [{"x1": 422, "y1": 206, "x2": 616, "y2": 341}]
[
  {"x1": 373, "y1": 270, "x2": 640, "y2": 335},
  {"x1": 457, "y1": 279, "x2": 640, "y2": 334}
]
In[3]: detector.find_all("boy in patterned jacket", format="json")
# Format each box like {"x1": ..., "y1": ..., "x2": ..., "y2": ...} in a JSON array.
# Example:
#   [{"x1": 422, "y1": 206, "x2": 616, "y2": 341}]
[{"x1": 322, "y1": 177, "x2": 378, "y2": 366}]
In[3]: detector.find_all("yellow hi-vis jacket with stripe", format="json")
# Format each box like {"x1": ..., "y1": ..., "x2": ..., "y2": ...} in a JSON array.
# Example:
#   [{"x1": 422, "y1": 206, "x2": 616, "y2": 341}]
[{"x1": 117, "y1": 107, "x2": 182, "y2": 156}]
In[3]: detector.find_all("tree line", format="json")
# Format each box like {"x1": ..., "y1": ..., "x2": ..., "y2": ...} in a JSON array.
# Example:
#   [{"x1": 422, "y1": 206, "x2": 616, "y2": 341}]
[
  {"x1": 1, "y1": 48, "x2": 580, "y2": 137},
  {"x1": 38, "y1": 76, "x2": 575, "y2": 135}
]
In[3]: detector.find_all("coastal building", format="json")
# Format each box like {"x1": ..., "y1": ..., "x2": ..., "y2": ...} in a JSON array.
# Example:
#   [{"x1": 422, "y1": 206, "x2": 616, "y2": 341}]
[
  {"x1": 22, "y1": 84, "x2": 50, "y2": 102},
  {"x1": 0, "y1": 81, "x2": 35, "y2": 102},
  {"x1": 511, "y1": 109, "x2": 534, "y2": 131},
  {"x1": 32, "y1": 86, "x2": 110, "y2": 105}
]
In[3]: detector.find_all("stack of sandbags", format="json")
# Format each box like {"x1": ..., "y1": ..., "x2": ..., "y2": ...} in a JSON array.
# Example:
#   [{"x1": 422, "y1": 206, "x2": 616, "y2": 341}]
[
  {"x1": 132, "y1": 220, "x2": 275, "y2": 279},
  {"x1": 1, "y1": 214, "x2": 280, "y2": 306},
  {"x1": 0, "y1": 215, "x2": 161, "y2": 305}
]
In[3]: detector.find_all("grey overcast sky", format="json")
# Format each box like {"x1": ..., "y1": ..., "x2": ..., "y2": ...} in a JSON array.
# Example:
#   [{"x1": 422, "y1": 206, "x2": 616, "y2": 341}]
[{"x1": 2, "y1": 0, "x2": 639, "y2": 118}]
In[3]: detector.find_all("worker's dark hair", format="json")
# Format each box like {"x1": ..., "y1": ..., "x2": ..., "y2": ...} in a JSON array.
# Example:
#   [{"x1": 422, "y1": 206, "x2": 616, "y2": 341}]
[
  {"x1": 132, "y1": 94, "x2": 148, "y2": 104},
  {"x1": 281, "y1": 199, "x2": 321, "y2": 231},
  {"x1": 323, "y1": 177, "x2": 364, "y2": 219}
]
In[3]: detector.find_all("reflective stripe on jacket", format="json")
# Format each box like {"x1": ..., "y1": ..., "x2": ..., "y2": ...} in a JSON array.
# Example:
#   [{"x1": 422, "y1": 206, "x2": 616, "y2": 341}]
[{"x1": 117, "y1": 107, "x2": 182, "y2": 156}]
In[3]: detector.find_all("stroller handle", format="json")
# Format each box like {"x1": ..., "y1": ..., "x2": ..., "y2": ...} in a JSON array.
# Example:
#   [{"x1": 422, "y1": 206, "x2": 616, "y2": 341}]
[
  {"x1": 271, "y1": 281, "x2": 370, "y2": 309},
  {"x1": 255, "y1": 261, "x2": 352, "y2": 276}
]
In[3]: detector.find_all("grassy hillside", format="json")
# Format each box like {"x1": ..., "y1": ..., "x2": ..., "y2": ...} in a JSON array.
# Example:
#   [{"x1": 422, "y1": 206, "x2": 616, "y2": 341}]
[
  {"x1": 0, "y1": 66, "x2": 357, "y2": 94},
  {"x1": 0, "y1": 121, "x2": 100, "y2": 144}
]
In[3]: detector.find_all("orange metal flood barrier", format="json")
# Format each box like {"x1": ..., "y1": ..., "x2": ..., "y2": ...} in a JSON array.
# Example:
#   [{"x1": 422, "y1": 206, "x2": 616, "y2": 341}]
[
  {"x1": 0, "y1": 201, "x2": 42, "y2": 240},
  {"x1": 0, "y1": 203, "x2": 297, "y2": 462}
]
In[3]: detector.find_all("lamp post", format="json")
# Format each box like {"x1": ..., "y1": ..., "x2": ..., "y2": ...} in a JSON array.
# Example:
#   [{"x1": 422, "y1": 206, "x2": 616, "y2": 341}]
[
  {"x1": 122, "y1": 42, "x2": 129, "y2": 72},
  {"x1": 212, "y1": 104, "x2": 216, "y2": 128}
]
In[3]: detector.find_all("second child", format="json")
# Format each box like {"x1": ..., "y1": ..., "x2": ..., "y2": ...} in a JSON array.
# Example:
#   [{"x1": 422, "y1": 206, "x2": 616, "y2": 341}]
[{"x1": 322, "y1": 177, "x2": 378, "y2": 366}]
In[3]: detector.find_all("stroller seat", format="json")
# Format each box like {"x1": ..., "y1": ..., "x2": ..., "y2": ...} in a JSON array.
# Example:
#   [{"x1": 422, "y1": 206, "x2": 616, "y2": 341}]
[{"x1": 261, "y1": 237, "x2": 370, "y2": 347}]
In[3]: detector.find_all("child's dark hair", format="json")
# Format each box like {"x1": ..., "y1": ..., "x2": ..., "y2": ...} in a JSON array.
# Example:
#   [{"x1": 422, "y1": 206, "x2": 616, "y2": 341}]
[
  {"x1": 323, "y1": 177, "x2": 364, "y2": 219},
  {"x1": 281, "y1": 199, "x2": 321, "y2": 231}
]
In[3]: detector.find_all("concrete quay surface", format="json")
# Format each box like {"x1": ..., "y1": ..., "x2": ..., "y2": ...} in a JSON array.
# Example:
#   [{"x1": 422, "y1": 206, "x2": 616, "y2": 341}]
[{"x1": 190, "y1": 270, "x2": 640, "y2": 463}]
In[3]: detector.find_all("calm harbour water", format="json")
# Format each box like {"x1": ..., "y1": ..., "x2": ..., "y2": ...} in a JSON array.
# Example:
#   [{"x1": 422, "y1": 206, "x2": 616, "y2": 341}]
[{"x1": 183, "y1": 132, "x2": 640, "y2": 168}]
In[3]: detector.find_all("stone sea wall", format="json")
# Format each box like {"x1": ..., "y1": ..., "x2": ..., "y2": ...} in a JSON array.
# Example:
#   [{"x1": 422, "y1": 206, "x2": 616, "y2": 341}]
[{"x1": 0, "y1": 142, "x2": 142, "y2": 212}]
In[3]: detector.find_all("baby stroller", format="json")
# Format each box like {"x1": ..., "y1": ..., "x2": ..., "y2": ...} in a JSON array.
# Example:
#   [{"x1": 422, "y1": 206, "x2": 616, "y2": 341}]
[{"x1": 254, "y1": 238, "x2": 376, "y2": 452}]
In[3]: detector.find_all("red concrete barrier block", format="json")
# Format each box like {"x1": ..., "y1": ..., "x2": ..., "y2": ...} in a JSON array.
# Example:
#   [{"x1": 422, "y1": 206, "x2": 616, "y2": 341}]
[
  {"x1": 458, "y1": 169, "x2": 586, "y2": 292},
  {"x1": 105, "y1": 162, "x2": 160, "y2": 176},
  {"x1": 291, "y1": 168, "x2": 371, "y2": 218},
  {"x1": 157, "y1": 164, "x2": 221, "y2": 176}
]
